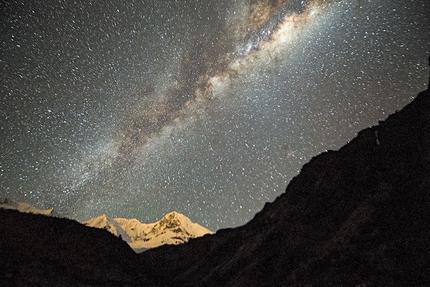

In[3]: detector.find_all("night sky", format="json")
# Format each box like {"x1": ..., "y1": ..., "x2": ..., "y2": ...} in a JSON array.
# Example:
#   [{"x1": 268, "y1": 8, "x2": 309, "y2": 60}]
[{"x1": 1, "y1": 0, "x2": 429, "y2": 231}]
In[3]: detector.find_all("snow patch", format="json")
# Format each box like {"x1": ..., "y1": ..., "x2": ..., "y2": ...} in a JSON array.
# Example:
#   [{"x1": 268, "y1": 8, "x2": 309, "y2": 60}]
[{"x1": 0, "y1": 198, "x2": 57, "y2": 216}]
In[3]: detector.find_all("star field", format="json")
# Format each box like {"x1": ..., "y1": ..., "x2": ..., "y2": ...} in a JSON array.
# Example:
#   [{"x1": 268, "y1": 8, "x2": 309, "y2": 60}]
[{"x1": 1, "y1": 0, "x2": 429, "y2": 231}]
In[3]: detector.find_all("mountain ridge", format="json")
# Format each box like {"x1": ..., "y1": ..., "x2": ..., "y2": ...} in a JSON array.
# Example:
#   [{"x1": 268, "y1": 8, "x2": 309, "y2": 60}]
[
  {"x1": 0, "y1": 198, "x2": 59, "y2": 217},
  {"x1": 83, "y1": 211, "x2": 214, "y2": 250}
]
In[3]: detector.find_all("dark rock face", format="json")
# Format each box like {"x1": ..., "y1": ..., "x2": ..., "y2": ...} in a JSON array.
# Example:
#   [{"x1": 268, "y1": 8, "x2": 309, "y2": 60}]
[
  {"x1": 0, "y1": 209, "x2": 148, "y2": 286},
  {"x1": 0, "y1": 87, "x2": 429, "y2": 286},
  {"x1": 140, "y1": 88, "x2": 430, "y2": 286}
]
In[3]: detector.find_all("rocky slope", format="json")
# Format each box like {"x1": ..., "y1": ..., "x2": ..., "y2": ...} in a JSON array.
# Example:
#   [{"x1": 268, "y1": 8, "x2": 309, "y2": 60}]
[
  {"x1": 83, "y1": 211, "x2": 213, "y2": 250},
  {"x1": 140, "y1": 86, "x2": 430, "y2": 286}
]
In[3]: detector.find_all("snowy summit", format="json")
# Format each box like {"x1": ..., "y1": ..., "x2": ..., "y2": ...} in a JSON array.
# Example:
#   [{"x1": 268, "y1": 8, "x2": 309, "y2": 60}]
[
  {"x1": 0, "y1": 198, "x2": 58, "y2": 216},
  {"x1": 83, "y1": 211, "x2": 213, "y2": 250}
]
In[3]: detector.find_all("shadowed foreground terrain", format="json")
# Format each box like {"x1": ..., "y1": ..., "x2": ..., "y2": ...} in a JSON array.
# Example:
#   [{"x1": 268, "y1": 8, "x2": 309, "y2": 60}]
[
  {"x1": 140, "y1": 85, "x2": 430, "y2": 286},
  {"x1": 0, "y1": 209, "x2": 148, "y2": 286},
  {"x1": 1, "y1": 85, "x2": 429, "y2": 286}
]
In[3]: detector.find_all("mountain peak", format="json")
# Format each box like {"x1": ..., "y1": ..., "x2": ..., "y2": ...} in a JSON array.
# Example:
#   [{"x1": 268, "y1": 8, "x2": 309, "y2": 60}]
[
  {"x1": 158, "y1": 211, "x2": 188, "y2": 227},
  {"x1": 161, "y1": 211, "x2": 181, "y2": 220},
  {"x1": 84, "y1": 211, "x2": 213, "y2": 251}
]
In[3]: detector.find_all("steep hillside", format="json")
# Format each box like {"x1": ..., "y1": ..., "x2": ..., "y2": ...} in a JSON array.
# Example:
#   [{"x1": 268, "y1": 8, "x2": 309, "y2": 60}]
[{"x1": 140, "y1": 86, "x2": 430, "y2": 286}]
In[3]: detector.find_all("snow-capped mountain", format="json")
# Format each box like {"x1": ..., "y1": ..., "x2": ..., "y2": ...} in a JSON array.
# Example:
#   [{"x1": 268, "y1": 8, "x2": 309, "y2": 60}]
[
  {"x1": 83, "y1": 211, "x2": 214, "y2": 250},
  {"x1": 0, "y1": 198, "x2": 58, "y2": 216},
  {"x1": 1, "y1": 197, "x2": 213, "y2": 251}
]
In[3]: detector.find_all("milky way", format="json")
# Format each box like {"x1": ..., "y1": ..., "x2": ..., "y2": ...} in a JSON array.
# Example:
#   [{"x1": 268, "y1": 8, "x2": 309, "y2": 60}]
[{"x1": 1, "y1": 0, "x2": 429, "y2": 230}]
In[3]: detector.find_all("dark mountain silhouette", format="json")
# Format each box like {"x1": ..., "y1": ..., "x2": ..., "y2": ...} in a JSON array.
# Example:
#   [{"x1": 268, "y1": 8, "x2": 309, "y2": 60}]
[
  {"x1": 1, "y1": 82, "x2": 429, "y2": 286},
  {"x1": 0, "y1": 209, "x2": 148, "y2": 286},
  {"x1": 140, "y1": 85, "x2": 430, "y2": 286}
]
